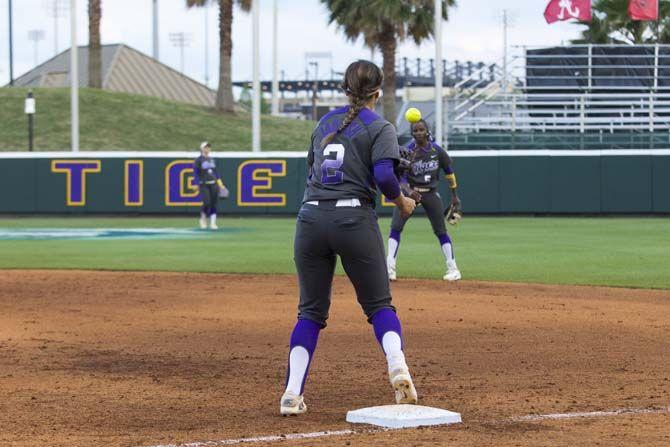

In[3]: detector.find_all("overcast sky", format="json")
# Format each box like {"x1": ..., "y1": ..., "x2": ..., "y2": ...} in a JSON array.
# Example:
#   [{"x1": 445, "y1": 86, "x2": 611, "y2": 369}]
[{"x1": 0, "y1": 0, "x2": 585, "y2": 87}]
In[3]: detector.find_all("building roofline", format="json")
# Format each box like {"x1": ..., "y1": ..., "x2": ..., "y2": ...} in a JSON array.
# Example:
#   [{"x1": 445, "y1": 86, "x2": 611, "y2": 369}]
[{"x1": 8, "y1": 44, "x2": 124, "y2": 87}]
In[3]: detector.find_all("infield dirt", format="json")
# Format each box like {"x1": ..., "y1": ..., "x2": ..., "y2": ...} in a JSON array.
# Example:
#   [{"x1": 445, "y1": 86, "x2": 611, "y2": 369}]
[{"x1": 1, "y1": 270, "x2": 669, "y2": 447}]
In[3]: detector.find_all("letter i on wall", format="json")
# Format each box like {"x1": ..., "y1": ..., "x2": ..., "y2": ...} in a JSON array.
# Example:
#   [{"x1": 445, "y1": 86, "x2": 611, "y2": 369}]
[{"x1": 125, "y1": 160, "x2": 144, "y2": 206}]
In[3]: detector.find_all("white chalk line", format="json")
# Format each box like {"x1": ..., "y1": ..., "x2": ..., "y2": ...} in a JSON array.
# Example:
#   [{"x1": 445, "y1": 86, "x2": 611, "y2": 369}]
[
  {"x1": 145, "y1": 429, "x2": 371, "y2": 447},
  {"x1": 510, "y1": 406, "x2": 670, "y2": 422},
  {"x1": 143, "y1": 406, "x2": 670, "y2": 447}
]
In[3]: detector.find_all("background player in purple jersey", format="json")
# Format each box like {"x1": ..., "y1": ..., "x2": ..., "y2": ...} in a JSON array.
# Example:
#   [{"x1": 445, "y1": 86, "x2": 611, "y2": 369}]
[
  {"x1": 387, "y1": 119, "x2": 462, "y2": 282},
  {"x1": 193, "y1": 141, "x2": 226, "y2": 230},
  {"x1": 280, "y1": 60, "x2": 418, "y2": 416}
]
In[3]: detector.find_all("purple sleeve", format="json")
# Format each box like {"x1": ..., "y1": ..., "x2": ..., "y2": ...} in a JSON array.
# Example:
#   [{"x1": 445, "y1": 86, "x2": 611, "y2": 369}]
[{"x1": 373, "y1": 159, "x2": 400, "y2": 200}]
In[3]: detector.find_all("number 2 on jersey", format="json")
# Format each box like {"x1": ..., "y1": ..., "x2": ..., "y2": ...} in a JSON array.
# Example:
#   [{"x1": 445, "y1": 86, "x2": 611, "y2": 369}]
[{"x1": 321, "y1": 144, "x2": 345, "y2": 185}]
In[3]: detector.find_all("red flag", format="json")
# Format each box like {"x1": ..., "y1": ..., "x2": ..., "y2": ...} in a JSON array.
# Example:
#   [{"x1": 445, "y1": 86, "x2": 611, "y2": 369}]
[
  {"x1": 544, "y1": 0, "x2": 592, "y2": 24},
  {"x1": 629, "y1": 0, "x2": 659, "y2": 20}
]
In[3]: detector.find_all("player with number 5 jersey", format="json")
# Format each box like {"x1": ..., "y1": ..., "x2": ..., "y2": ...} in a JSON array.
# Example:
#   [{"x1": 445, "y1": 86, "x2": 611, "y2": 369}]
[{"x1": 280, "y1": 60, "x2": 419, "y2": 416}]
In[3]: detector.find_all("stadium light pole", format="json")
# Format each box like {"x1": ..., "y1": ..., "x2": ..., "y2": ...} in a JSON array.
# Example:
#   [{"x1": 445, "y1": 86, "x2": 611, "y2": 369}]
[
  {"x1": 28, "y1": 29, "x2": 46, "y2": 66},
  {"x1": 271, "y1": 0, "x2": 279, "y2": 116},
  {"x1": 153, "y1": 0, "x2": 159, "y2": 60},
  {"x1": 204, "y1": 3, "x2": 209, "y2": 87},
  {"x1": 46, "y1": 0, "x2": 67, "y2": 56},
  {"x1": 70, "y1": 0, "x2": 79, "y2": 152},
  {"x1": 434, "y1": 0, "x2": 443, "y2": 147},
  {"x1": 8, "y1": 0, "x2": 14, "y2": 86},
  {"x1": 252, "y1": 0, "x2": 261, "y2": 152},
  {"x1": 502, "y1": 9, "x2": 508, "y2": 92}
]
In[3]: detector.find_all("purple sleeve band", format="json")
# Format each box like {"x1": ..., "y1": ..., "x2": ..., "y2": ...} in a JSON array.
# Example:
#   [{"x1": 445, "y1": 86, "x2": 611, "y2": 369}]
[
  {"x1": 373, "y1": 159, "x2": 401, "y2": 200},
  {"x1": 287, "y1": 319, "x2": 322, "y2": 394},
  {"x1": 438, "y1": 233, "x2": 452, "y2": 245},
  {"x1": 371, "y1": 308, "x2": 403, "y2": 350}
]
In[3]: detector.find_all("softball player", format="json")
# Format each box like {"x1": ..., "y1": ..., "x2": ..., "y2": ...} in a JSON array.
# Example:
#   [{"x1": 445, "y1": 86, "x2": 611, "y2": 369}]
[
  {"x1": 193, "y1": 141, "x2": 226, "y2": 229},
  {"x1": 280, "y1": 60, "x2": 418, "y2": 416},
  {"x1": 387, "y1": 119, "x2": 462, "y2": 281}
]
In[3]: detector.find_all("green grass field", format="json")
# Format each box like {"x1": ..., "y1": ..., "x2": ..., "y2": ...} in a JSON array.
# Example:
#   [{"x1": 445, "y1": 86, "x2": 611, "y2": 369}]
[
  {"x1": 0, "y1": 88, "x2": 312, "y2": 151},
  {"x1": 1, "y1": 216, "x2": 668, "y2": 289}
]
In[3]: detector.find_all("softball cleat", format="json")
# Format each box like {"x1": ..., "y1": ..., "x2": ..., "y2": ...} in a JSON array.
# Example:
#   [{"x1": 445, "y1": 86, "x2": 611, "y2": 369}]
[
  {"x1": 443, "y1": 268, "x2": 462, "y2": 282},
  {"x1": 389, "y1": 367, "x2": 418, "y2": 405},
  {"x1": 280, "y1": 391, "x2": 307, "y2": 416}
]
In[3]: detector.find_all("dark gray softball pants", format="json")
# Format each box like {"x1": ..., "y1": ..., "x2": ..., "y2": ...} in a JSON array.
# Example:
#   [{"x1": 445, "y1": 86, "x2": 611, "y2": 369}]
[
  {"x1": 293, "y1": 201, "x2": 395, "y2": 327},
  {"x1": 391, "y1": 189, "x2": 447, "y2": 236}
]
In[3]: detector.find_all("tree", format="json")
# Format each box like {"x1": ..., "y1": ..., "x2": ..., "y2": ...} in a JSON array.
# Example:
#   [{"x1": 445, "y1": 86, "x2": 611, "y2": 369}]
[
  {"x1": 321, "y1": 0, "x2": 456, "y2": 123},
  {"x1": 574, "y1": 0, "x2": 670, "y2": 44},
  {"x1": 187, "y1": 0, "x2": 252, "y2": 113},
  {"x1": 88, "y1": 0, "x2": 102, "y2": 88}
]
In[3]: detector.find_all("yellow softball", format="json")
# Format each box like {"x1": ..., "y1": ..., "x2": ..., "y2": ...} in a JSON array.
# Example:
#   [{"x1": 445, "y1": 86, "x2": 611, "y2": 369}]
[{"x1": 404, "y1": 107, "x2": 422, "y2": 123}]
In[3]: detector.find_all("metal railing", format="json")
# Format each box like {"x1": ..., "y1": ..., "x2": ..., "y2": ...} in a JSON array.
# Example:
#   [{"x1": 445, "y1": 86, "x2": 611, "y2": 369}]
[
  {"x1": 447, "y1": 45, "x2": 670, "y2": 135},
  {"x1": 396, "y1": 57, "x2": 498, "y2": 88}
]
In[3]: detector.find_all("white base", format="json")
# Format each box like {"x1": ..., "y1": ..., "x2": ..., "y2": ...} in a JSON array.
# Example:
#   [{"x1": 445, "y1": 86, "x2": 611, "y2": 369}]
[{"x1": 346, "y1": 404, "x2": 461, "y2": 429}]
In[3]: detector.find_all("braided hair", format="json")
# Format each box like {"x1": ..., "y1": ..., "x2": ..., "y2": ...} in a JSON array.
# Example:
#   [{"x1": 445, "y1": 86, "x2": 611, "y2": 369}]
[{"x1": 320, "y1": 60, "x2": 384, "y2": 149}]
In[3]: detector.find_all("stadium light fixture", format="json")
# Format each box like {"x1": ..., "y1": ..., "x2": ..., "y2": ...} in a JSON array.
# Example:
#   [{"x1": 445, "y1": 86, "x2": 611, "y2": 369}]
[
  {"x1": 45, "y1": 0, "x2": 67, "y2": 56},
  {"x1": 169, "y1": 32, "x2": 192, "y2": 73},
  {"x1": 28, "y1": 29, "x2": 46, "y2": 66}
]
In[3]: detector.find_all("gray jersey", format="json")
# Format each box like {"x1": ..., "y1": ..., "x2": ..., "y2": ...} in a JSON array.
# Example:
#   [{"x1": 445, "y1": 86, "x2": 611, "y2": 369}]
[
  {"x1": 303, "y1": 106, "x2": 400, "y2": 203},
  {"x1": 194, "y1": 155, "x2": 219, "y2": 184},
  {"x1": 404, "y1": 141, "x2": 452, "y2": 189}
]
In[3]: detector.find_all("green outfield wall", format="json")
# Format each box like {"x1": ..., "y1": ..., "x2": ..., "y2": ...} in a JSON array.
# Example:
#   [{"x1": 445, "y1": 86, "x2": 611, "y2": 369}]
[{"x1": 1, "y1": 150, "x2": 668, "y2": 214}]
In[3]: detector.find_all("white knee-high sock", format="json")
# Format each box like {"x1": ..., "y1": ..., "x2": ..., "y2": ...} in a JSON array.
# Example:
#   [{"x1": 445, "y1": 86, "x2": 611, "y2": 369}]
[
  {"x1": 441, "y1": 242, "x2": 454, "y2": 263},
  {"x1": 388, "y1": 238, "x2": 399, "y2": 263},
  {"x1": 285, "y1": 346, "x2": 310, "y2": 396},
  {"x1": 382, "y1": 331, "x2": 407, "y2": 372}
]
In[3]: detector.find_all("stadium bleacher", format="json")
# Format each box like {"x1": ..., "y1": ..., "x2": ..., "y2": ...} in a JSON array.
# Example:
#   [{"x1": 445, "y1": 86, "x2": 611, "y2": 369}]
[{"x1": 410, "y1": 45, "x2": 670, "y2": 149}]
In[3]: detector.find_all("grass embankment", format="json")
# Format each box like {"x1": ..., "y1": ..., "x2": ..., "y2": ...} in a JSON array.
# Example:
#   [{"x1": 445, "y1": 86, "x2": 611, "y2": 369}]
[
  {"x1": 0, "y1": 216, "x2": 669, "y2": 290},
  {"x1": 0, "y1": 88, "x2": 313, "y2": 151}
]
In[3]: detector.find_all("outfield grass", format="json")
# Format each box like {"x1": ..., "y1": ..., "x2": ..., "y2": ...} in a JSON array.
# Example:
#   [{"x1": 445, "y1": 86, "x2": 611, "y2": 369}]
[
  {"x1": 0, "y1": 88, "x2": 312, "y2": 151},
  {"x1": 0, "y1": 216, "x2": 668, "y2": 289}
]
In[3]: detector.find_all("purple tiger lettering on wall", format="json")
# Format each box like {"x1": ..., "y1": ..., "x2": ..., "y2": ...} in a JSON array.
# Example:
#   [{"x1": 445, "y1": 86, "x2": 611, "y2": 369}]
[
  {"x1": 237, "y1": 160, "x2": 287, "y2": 207},
  {"x1": 165, "y1": 160, "x2": 201, "y2": 206},
  {"x1": 124, "y1": 160, "x2": 143, "y2": 207},
  {"x1": 51, "y1": 160, "x2": 102, "y2": 206}
]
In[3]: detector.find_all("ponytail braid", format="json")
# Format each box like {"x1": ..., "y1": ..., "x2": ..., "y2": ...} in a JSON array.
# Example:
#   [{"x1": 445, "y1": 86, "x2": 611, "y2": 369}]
[
  {"x1": 319, "y1": 60, "x2": 384, "y2": 149},
  {"x1": 321, "y1": 95, "x2": 368, "y2": 148}
]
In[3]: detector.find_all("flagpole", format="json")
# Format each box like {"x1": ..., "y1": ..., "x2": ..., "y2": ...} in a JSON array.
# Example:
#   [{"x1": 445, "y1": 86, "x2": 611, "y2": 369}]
[{"x1": 656, "y1": 0, "x2": 660, "y2": 43}]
